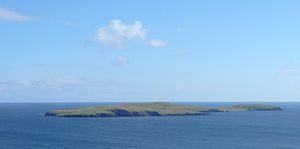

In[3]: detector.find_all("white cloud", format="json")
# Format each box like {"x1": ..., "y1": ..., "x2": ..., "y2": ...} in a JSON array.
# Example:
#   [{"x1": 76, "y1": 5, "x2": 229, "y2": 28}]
[
  {"x1": 0, "y1": 6, "x2": 31, "y2": 21},
  {"x1": 94, "y1": 19, "x2": 166, "y2": 48},
  {"x1": 148, "y1": 39, "x2": 167, "y2": 47},
  {"x1": 95, "y1": 19, "x2": 146, "y2": 48}
]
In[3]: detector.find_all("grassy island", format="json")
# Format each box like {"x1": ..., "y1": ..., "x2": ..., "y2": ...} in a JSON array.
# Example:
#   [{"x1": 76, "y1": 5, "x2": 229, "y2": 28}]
[{"x1": 45, "y1": 102, "x2": 282, "y2": 118}]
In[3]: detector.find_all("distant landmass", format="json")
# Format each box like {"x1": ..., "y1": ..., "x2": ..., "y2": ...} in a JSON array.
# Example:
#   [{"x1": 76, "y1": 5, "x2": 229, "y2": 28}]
[{"x1": 45, "y1": 102, "x2": 282, "y2": 118}]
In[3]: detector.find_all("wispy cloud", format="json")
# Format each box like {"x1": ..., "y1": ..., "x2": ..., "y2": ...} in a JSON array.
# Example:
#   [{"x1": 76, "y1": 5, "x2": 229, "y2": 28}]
[
  {"x1": 281, "y1": 68, "x2": 300, "y2": 76},
  {"x1": 0, "y1": 6, "x2": 31, "y2": 21},
  {"x1": 94, "y1": 19, "x2": 167, "y2": 48},
  {"x1": 291, "y1": 59, "x2": 300, "y2": 64},
  {"x1": 0, "y1": 77, "x2": 84, "y2": 92},
  {"x1": 114, "y1": 56, "x2": 128, "y2": 66},
  {"x1": 64, "y1": 20, "x2": 80, "y2": 28},
  {"x1": 148, "y1": 39, "x2": 167, "y2": 47}
]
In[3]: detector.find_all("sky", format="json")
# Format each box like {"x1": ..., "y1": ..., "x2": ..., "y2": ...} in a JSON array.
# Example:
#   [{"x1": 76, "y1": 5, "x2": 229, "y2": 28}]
[{"x1": 1, "y1": 0, "x2": 300, "y2": 102}]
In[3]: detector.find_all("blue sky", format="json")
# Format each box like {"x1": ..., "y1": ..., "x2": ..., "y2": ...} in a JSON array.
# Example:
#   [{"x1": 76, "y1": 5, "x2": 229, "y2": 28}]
[{"x1": 1, "y1": 0, "x2": 300, "y2": 102}]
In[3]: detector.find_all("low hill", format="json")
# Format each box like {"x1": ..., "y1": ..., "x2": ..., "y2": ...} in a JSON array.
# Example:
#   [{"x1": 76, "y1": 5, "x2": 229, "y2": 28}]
[{"x1": 45, "y1": 102, "x2": 282, "y2": 118}]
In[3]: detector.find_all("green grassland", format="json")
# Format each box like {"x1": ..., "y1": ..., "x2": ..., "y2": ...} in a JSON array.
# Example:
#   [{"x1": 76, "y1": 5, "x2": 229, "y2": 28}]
[{"x1": 45, "y1": 102, "x2": 282, "y2": 118}]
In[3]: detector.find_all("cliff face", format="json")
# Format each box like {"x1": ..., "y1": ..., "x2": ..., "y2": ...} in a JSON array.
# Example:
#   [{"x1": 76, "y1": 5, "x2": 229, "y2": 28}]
[
  {"x1": 45, "y1": 102, "x2": 282, "y2": 118},
  {"x1": 110, "y1": 109, "x2": 162, "y2": 117}
]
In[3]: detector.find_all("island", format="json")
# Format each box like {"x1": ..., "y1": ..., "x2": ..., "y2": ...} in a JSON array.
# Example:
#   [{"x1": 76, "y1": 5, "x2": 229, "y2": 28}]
[{"x1": 45, "y1": 102, "x2": 282, "y2": 118}]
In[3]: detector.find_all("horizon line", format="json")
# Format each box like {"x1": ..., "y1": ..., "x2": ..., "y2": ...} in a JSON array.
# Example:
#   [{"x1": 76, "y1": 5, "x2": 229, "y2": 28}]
[{"x1": 0, "y1": 101, "x2": 299, "y2": 103}]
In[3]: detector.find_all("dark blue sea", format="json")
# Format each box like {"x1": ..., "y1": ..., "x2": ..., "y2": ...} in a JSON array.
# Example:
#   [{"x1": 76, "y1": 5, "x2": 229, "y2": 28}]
[{"x1": 0, "y1": 102, "x2": 299, "y2": 149}]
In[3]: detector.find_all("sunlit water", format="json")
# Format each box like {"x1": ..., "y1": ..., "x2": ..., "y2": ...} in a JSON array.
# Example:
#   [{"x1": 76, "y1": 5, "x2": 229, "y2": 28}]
[{"x1": 0, "y1": 102, "x2": 299, "y2": 149}]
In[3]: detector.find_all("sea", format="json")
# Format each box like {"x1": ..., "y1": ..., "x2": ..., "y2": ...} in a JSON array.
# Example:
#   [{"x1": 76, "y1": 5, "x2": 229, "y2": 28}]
[{"x1": 0, "y1": 102, "x2": 299, "y2": 149}]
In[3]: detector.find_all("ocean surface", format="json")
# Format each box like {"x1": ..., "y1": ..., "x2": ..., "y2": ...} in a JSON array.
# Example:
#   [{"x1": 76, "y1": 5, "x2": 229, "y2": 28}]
[{"x1": 0, "y1": 102, "x2": 299, "y2": 149}]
